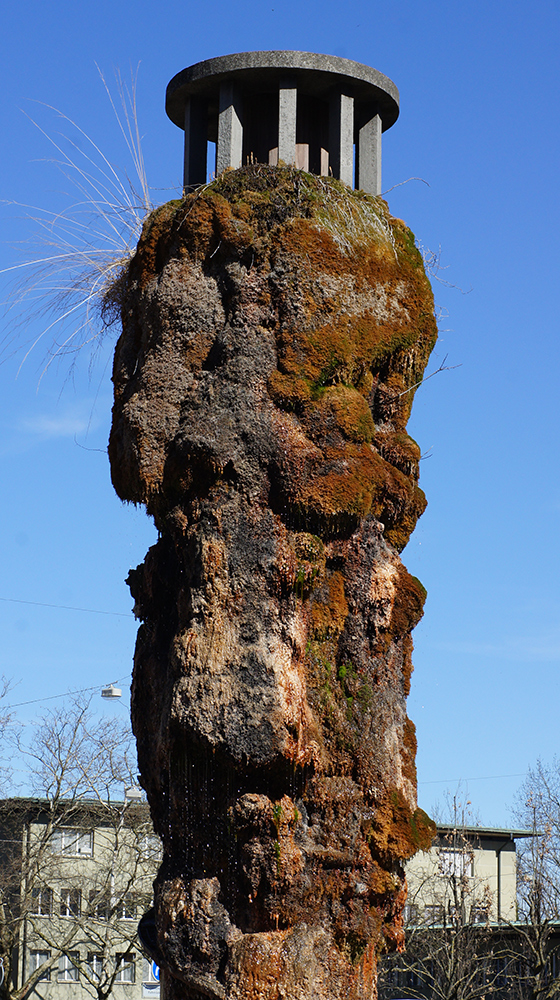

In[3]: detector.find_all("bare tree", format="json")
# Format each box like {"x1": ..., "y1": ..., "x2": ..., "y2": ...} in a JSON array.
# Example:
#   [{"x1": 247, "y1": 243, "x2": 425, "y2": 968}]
[
  {"x1": 510, "y1": 760, "x2": 560, "y2": 1000},
  {"x1": 0, "y1": 696, "x2": 159, "y2": 1000},
  {"x1": 0, "y1": 678, "x2": 16, "y2": 796}
]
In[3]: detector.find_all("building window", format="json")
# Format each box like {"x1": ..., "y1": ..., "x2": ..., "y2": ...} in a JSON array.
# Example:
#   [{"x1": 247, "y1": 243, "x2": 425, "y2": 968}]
[
  {"x1": 471, "y1": 904, "x2": 490, "y2": 923},
  {"x1": 492, "y1": 956, "x2": 509, "y2": 988},
  {"x1": 58, "y1": 953, "x2": 79, "y2": 982},
  {"x1": 89, "y1": 890, "x2": 111, "y2": 920},
  {"x1": 30, "y1": 886, "x2": 53, "y2": 916},
  {"x1": 406, "y1": 968, "x2": 426, "y2": 989},
  {"x1": 88, "y1": 892, "x2": 136, "y2": 920},
  {"x1": 550, "y1": 952, "x2": 560, "y2": 979},
  {"x1": 116, "y1": 953, "x2": 136, "y2": 984},
  {"x1": 403, "y1": 903, "x2": 419, "y2": 925},
  {"x1": 88, "y1": 953, "x2": 104, "y2": 981},
  {"x1": 423, "y1": 904, "x2": 444, "y2": 925},
  {"x1": 140, "y1": 834, "x2": 162, "y2": 863},
  {"x1": 51, "y1": 828, "x2": 93, "y2": 856},
  {"x1": 30, "y1": 950, "x2": 51, "y2": 982},
  {"x1": 439, "y1": 848, "x2": 473, "y2": 878},
  {"x1": 117, "y1": 894, "x2": 137, "y2": 920},
  {"x1": 60, "y1": 888, "x2": 81, "y2": 918}
]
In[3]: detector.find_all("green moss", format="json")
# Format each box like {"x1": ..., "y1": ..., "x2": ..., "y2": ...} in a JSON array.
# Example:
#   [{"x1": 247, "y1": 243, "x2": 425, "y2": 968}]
[
  {"x1": 395, "y1": 224, "x2": 422, "y2": 268},
  {"x1": 292, "y1": 532, "x2": 326, "y2": 597},
  {"x1": 310, "y1": 357, "x2": 339, "y2": 395},
  {"x1": 141, "y1": 198, "x2": 182, "y2": 232},
  {"x1": 356, "y1": 683, "x2": 373, "y2": 711},
  {"x1": 409, "y1": 808, "x2": 436, "y2": 852},
  {"x1": 305, "y1": 641, "x2": 337, "y2": 711}
]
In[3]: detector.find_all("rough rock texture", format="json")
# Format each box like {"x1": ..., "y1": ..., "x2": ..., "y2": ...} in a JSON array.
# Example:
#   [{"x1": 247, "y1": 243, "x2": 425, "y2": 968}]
[{"x1": 109, "y1": 166, "x2": 437, "y2": 1000}]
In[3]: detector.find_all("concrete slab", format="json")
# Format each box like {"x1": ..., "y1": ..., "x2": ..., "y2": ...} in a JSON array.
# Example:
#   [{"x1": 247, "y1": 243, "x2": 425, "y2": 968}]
[
  {"x1": 357, "y1": 112, "x2": 382, "y2": 196},
  {"x1": 217, "y1": 82, "x2": 243, "y2": 175}
]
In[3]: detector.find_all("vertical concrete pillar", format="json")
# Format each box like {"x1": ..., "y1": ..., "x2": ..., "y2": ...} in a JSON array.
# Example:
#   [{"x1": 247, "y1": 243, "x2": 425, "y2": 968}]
[
  {"x1": 278, "y1": 79, "x2": 297, "y2": 165},
  {"x1": 217, "y1": 82, "x2": 243, "y2": 175},
  {"x1": 329, "y1": 91, "x2": 354, "y2": 187},
  {"x1": 183, "y1": 96, "x2": 208, "y2": 189},
  {"x1": 357, "y1": 112, "x2": 382, "y2": 195}
]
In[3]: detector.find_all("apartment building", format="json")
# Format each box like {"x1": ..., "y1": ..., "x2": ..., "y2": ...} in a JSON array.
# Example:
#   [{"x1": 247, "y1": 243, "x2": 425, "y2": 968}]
[
  {"x1": 0, "y1": 797, "x2": 161, "y2": 1000},
  {"x1": 404, "y1": 824, "x2": 532, "y2": 926},
  {"x1": 377, "y1": 823, "x2": 560, "y2": 999}
]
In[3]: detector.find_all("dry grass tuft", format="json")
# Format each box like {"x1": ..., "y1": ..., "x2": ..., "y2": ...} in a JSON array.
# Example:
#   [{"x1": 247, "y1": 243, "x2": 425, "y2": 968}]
[{"x1": 1, "y1": 67, "x2": 157, "y2": 378}]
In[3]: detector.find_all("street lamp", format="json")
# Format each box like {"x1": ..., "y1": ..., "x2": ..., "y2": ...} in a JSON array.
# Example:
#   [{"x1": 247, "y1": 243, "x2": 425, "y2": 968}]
[{"x1": 101, "y1": 683, "x2": 122, "y2": 699}]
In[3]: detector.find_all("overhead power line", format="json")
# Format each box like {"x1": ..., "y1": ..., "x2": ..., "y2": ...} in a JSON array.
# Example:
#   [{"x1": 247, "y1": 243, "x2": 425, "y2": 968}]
[
  {"x1": 419, "y1": 773, "x2": 526, "y2": 785},
  {"x1": 4, "y1": 677, "x2": 129, "y2": 710},
  {"x1": 0, "y1": 596, "x2": 133, "y2": 618}
]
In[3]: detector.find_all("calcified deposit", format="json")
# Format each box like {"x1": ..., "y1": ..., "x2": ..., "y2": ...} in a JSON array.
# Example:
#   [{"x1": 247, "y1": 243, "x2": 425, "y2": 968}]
[{"x1": 109, "y1": 167, "x2": 436, "y2": 1000}]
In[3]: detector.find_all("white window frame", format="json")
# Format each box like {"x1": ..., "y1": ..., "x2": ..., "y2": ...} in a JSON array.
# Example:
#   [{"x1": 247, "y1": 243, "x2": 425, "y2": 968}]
[
  {"x1": 30, "y1": 886, "x2": 53, "y2": 916},
  {"x1": 89, "y1": 890, "x2": 111, "y2": 920},
  {"x1": 403, "y1": 902, "x2": 419, "y2": 925},
  {"x1": 52, "y1": 827, "x2": 93, "y2": 856},
  {"x1": 140, "y1": 834, "x2": 162, "y2": 863},
  {"x1": 116, "y1": 894, "x2": 137, "y2": 920},
  {"x1": 439, "y1": 848, "x2": 474, "y2": 879},
  {"x1": 30, "y1": 950, "x2": 51, "y2": 982},
  {"x1": 88, "y1": 953, "x2": 104, "y2": 981},
  {"x1": 115, "y1": 953, "x2": 136, "y2": 984},
  {"x1": 60, "y1": 887, "x2": 82, "y2": 918},
  {"x1": 58, "y1": 952, "x2": 80, "y2": 982},
  {"x1": 423, "y1": 904, "x2": 444, "y2": 925},
  {"x1": 471, "y1": 903, "x2": 490, "y2": 923}
]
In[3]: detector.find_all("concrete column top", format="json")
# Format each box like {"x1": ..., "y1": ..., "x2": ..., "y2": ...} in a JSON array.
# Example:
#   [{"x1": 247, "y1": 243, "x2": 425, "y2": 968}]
[{"x1": 166, "y1": 50, "x2": 399, "y2": 135}]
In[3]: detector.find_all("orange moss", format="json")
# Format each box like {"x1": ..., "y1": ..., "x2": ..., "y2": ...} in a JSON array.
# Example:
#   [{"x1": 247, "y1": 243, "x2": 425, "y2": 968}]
[
  {"x1": 133, "y1": 200, "x2": 181, "y2": 288},
  {"x1": 390, "y1": 567, "x2": 427, "y2": 637},
  {"x1": 310, "y1": 571, "x2": 349, "y2": 641},
  {"x1": 401, "y1": 634, "x2": 414, "y2": 697},
  {"x1": 401, "y1": 717, "x2": 418, "y2": 784},
  {"x1": 374, "y1": 429, "x2": 421, "y2": 481},
  {"x1": 295, "y1": 443, "x2": 379, "y2": 520},
  {"x1": 368, "y1": 788, "x2": 435, "y2": 863},
  {"x1": 125, "y1": 173, "x2": 436, "y2": 555},
  {"x1": 316, "y1": 386, "x2": 375, "y2": 443},
  {"x1": 267, "y1": 370, "x2": 312, "y2": 410}
]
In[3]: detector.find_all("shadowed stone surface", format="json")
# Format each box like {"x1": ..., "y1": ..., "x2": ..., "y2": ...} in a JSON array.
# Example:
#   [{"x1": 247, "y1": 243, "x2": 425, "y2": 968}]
[{"x1": 109, "y1": 166, "x2": 436, "y2": 1000}]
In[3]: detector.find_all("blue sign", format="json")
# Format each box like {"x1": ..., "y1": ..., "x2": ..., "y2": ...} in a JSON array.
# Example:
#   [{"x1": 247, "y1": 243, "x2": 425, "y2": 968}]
[{"x1": 151, "y1": 963, "x2": 160, "y2": 982}]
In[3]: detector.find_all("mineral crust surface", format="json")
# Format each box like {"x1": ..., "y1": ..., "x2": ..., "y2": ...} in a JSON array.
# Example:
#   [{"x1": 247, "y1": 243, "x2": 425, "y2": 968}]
[{"x1": 109, "y1": 166, "x2": 437, "y2": 1000}]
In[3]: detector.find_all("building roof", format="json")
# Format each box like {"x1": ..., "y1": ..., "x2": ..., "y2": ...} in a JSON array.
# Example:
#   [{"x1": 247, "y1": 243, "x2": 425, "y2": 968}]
[{"x1": 436, "y1": 824, "x2": 535, "y2": 840}]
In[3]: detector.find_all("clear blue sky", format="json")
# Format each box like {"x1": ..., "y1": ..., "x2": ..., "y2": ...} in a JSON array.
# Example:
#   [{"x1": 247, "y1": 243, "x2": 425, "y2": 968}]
[{"x1": 1, "y1": 0, "x2": 559, "y2": 824}]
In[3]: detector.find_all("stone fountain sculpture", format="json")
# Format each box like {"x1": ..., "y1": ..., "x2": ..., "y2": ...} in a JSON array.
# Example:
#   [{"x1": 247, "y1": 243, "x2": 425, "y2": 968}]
[{"x1": 109, "y1": 52, "x2": 437, "y2": 1000}]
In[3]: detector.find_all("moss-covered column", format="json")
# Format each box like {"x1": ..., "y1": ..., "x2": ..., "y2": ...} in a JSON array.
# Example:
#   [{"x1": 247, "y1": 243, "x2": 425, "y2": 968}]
[{"x1": 109, "y1": 166, "x2": 436, "y2": 1000}]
